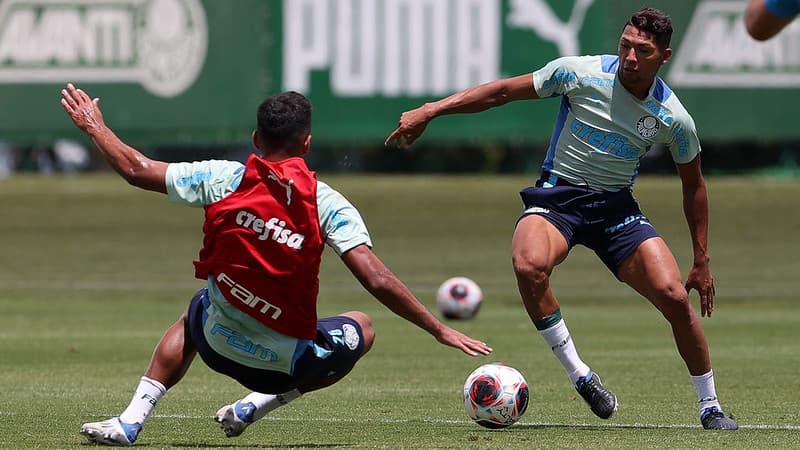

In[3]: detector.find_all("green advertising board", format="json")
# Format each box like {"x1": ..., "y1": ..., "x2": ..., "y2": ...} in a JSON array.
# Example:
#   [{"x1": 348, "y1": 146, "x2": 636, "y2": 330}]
[
  {"x1": 275, "y1": 0, "x2": 611, "y2": 142},
  {"x1": 0, "y1": 0, "x2": 276, "y2": 146},
  {"x1": 0, "y1": 0, "x2": 798, "y2": 146}
]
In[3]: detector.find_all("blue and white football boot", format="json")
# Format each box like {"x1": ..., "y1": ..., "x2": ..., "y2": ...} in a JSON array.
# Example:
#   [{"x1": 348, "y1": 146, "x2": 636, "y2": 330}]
[
  {"x1": 214, "y1": 401, "x2": 256, "y2": 437},
  {"x1": 80, "y1": 417, "x2": 141, "y2": 446}
]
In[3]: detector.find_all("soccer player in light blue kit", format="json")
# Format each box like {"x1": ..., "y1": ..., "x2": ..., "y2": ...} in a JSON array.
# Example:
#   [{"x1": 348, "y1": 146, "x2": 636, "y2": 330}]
[
  {"x1": 61, "y1": 85, "x2": 492, "y2": 446},
  {"x1": 745, "y1": 0, "x2": 800, "y2": 40},
  {"x1": 387, "y1": 8, "x2": 738, "y2": 430}
]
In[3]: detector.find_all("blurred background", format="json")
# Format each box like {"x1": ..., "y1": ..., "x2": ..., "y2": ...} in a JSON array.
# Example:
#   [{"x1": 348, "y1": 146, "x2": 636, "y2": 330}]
[{"x1": 0, "y1": 0, "x2": 797, "y2": 178}]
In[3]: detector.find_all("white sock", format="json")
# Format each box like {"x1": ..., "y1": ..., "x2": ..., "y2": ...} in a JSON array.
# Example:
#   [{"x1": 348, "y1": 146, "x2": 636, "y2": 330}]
[
  {"x1": 539, "y1": 319, "x2": 590, "y2": 384},
  {"x1": 119, "y1": 377, "x2": 166, "y2": 426},
  {"x1": 239, "y1": 389, "x2": 302, "y2": 422},
  {"x1": 691, "y1": 370, "x2": 722, "y2": 415}
]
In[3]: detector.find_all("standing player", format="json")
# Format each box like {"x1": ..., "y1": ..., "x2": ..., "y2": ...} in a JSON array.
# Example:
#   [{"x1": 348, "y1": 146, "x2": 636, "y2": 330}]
[
  {"x1": 745, "y1": 0, "x2": 799, "y2": 40},
  {"x1": 386, "y1": 8, "x2": 737, "y2": 430},
  {"x1": 61, "y1": 84, "x2": 492, "y2": 446}
]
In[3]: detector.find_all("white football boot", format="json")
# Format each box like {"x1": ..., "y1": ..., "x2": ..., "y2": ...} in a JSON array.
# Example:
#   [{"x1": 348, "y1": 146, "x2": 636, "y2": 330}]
[
  {"x1": 80, "y1": 417, "x2": 141, "y2": 446},
  {"x1": 214, "y1": 401, "x2": 256, "y2": 437}
]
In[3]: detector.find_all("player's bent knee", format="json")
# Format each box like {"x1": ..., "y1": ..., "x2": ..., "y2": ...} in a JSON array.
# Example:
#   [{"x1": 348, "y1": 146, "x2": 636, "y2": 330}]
[
  {"x1": 341, "y1": 311, "x2": 375, "y2": 354},
  {"x1": 651, "y1": 285, "x2": 692, "y2": 322},
  {"x1": 511, "y1": 254, "x2": 551, "y2": 288},
  {"x1": 341, "y1": 310, "x2": 371, "y2": 329}
]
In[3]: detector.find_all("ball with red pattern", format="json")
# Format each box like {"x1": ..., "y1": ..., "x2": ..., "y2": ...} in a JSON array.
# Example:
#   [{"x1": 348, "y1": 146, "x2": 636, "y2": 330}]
[{"x1": 463, "y1": 363, "x2": 529, "y2": 429}]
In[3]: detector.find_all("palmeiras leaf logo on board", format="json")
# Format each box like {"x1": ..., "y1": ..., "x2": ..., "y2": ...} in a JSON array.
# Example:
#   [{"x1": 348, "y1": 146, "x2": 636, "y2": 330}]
[{"x1": 0, "y1": 0, "x2": 208, "y2": 97}]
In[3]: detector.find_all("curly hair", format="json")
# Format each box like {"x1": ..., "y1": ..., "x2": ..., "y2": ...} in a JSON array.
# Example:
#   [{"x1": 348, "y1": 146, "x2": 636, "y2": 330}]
[{"x1": 256, "y1": 91, "x2": 312, "y2": 151}]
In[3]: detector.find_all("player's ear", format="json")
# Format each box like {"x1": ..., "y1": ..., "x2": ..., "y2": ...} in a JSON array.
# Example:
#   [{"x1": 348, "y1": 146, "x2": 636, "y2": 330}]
[
  {"x1": 302, "y1": 134, "x2": 312, "y2": 155},
  {"x1": 252, "y1": 130, "x2": 262, "y2": 151},
  {"x1": 661, "y1": 47, "x2": 673, "y2": 64}
]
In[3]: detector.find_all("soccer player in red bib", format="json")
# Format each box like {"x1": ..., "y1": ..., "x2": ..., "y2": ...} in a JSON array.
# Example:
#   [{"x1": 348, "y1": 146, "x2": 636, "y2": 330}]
[{"x1": 61, "y1": 84, "x2": 492, "y2": 446}]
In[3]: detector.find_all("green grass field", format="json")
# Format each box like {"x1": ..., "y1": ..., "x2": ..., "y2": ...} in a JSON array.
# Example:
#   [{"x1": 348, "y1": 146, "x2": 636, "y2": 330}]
[{"x1": 1, "y1": 174, "x2": 798, "y2": 449}]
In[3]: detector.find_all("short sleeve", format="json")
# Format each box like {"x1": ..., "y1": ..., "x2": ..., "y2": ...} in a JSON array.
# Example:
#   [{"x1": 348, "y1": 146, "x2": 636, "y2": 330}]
[
  {"x1": 532, "y1": 56, "x2": 582, "y2": 98},
  {"x1": 668, "y1": 114, "x2": 701, "y2": 164},
  {"x1": 317, "y1": 181, "x2": 372, "y2": 255},
  {"x1": 165, "y1": 160, "x2": 245, "y2": 206}
]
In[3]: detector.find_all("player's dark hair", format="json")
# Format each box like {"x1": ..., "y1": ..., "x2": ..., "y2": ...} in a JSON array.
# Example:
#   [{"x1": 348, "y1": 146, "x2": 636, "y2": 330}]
[
  {"x1": 626, "y1": 8, "x2": 672, "y2": 50},
  {"x1": 256, "y1": 91, "x2": 312, "y2": 151}
]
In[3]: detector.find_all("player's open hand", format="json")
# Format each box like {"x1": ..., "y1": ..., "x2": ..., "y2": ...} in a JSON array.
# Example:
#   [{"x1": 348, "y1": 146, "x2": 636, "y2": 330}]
[
  {"x1": 385, "y1": 105, "x2": 432, "y2": 148},
  {"x1": 435, "y1": 325, "x2": 493, "y2": 357},
  {"x1": 686, "y1": 263, "x2": 716, "y2": 317},
  {"x1": 60, "y1": 83, "x2": 106, "y2": 133}
]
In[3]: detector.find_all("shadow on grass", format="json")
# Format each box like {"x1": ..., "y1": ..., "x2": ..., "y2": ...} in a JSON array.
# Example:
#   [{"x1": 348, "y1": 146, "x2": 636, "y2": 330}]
[
  {"x1": 165, "y1": 444, "x2": 351, "y2": 449},
  {"x1": 486, "y1": 422, "x2": 702, "y2": 431},
  {"x1": 77, "y1": 441, "x2": 351, "y2": 448}
]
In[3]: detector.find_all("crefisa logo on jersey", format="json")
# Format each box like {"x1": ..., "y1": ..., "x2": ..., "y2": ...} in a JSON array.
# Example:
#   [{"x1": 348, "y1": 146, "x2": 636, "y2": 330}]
[
  {"x1": 0, "y1": 0, "x2": 208, "y2": 97},
  {"x1": 636, "y1": 115, "x2": 660, "y2": 138}
]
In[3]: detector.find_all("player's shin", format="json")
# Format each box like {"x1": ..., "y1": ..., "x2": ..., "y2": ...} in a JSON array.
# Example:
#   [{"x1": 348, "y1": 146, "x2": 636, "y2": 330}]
[
  {"x1": 534, "y1": 310, "x2": 590, "y2": 383},
  {"x1": 119, "y1": 376, "x2": 167, "y2": 427},
  {"x1": 239, "y1": 389, "x2": 302, "y2": 422},
  {"x1": 691, "y1": 370, "x2": 721, "y2": 411}
]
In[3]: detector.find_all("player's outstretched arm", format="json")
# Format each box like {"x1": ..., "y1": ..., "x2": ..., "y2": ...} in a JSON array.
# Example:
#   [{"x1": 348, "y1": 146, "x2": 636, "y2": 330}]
[
  {"x1": 60, "y1": 83, "x2": 168, "y2": 193},
  {"x1": 341, "y1": 244, "x2": 492, "y2": 356},
  {"x1": 385, "y1": 74, "x2": 538, "y2": 148}
]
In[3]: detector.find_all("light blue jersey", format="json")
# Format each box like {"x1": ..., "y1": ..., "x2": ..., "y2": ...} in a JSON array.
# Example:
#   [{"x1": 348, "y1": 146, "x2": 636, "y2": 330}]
[
  {"x1": 165, "y1": 159, "x2": 372, "y2": 373},
  {"x1": 765, "y1": 0, "x2": 800, "y2": 17},
  {"x1": 533, "y1": 55, "x2": 701, "y2": 191}
]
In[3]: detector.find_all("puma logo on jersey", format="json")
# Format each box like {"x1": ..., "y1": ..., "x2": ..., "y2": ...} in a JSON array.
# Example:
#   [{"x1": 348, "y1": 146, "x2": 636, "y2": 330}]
[
  {"x1": 236, "y1": 210, "x2": 305, "y2": 249},
  {"x1": 268, "y1": 170, "x2": 295, "y2": 205}
]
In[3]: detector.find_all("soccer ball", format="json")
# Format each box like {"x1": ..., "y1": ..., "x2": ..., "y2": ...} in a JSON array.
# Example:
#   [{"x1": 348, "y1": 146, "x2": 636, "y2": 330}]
[
  {"x1": 436, "y1": 276, "x2": 482, "y2": 319},
  {"x1": 463, "y1": 363, "x2": 529, "y2": 429}
]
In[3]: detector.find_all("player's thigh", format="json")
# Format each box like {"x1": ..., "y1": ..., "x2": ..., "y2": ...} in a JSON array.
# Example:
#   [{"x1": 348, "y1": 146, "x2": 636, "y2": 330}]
[
  {"x1": 618, "y1": 237, "x2": 685, "y2": 304},
  {"x1": 512, "y1": 214, "x2": 570, "y2": 275},
  {"x1": 292, "y1": 315, "x2": 368, "y2": 385}
]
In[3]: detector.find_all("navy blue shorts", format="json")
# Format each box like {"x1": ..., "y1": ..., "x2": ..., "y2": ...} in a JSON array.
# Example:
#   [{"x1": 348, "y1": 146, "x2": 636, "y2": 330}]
[
  {"x1": 187, "y1": 289, "x2": 365, "y2": 394},
  {"x1": 519, "y1": 175, "x2": 660, "y2": 277}
]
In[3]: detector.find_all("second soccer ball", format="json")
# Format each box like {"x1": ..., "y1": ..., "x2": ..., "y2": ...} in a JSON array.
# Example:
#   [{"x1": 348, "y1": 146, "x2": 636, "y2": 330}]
[{"x1": 436, "y1": 276, "x2": 482, "y2": 319}]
